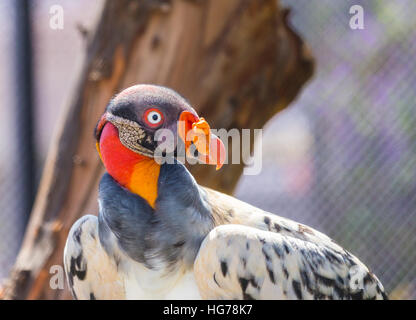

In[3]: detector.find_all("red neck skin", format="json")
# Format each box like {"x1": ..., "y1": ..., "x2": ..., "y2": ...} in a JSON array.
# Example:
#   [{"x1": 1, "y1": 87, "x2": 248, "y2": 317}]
[{"x1": 99, "y1": 122, "x2": 146, "y2": 188}]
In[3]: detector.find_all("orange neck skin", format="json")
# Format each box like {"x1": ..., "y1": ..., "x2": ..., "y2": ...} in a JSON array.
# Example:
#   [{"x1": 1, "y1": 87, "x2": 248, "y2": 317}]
[{"x1": 99, "y1": 122, "x2": 160, "y2": 208}]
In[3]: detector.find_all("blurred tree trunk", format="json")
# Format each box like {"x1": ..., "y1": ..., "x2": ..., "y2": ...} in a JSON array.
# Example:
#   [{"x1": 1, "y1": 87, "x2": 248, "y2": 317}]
[{"x1": 1, "y1": 0, "x2": 313, "y2": 299}]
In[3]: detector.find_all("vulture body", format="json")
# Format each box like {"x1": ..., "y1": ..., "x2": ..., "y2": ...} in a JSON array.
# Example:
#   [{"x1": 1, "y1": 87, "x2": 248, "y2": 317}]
[{"x1": 64, "y1": 85, "x2": 387, "y2": 300}]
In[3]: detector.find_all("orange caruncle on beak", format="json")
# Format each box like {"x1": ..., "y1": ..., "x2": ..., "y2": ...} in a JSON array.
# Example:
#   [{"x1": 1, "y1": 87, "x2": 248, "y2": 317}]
[
  {"x1": 179, "y1": 111, "x2": 226, "y2": 170},
  {"x1": 191, "y1": 118, "x2": 211, "y2": 156}
]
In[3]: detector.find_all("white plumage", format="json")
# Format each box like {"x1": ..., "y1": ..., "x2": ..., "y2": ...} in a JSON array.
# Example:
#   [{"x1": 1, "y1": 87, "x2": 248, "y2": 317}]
[{"x1": 64, "y1": 188, "x2": 387, "y2": 300}]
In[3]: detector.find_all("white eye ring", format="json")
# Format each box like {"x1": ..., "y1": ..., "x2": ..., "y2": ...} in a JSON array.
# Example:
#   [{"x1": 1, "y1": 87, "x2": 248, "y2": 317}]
[{"x1": 147, "y1": 111, "x2": 162, "y2": 124}]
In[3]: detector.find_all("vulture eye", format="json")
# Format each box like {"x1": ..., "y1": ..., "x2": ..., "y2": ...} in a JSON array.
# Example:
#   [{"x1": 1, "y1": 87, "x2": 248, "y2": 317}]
[{"x1": 143, "y1": 108, "x2": 164, "y2": 128}]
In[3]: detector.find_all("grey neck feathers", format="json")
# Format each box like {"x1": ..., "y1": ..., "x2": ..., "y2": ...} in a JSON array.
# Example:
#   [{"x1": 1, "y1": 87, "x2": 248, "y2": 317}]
[{"x1": 98, "y1": 161, "x2": 214, "y2": 273}]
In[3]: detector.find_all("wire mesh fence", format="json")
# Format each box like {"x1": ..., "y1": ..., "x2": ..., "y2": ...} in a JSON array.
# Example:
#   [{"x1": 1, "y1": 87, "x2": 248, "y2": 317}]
[
  {"x1": 0, "y1": 0, "x2": 30, "y2": 283},
  {"x1": 237, "y1": 0, "x2": 416, "y2": 299}
]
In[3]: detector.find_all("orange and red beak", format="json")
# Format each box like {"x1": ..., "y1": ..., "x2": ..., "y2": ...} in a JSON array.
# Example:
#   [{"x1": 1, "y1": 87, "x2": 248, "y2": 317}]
[{"x1": 178, "y1": 111, "x2": 226, "y2": 170}]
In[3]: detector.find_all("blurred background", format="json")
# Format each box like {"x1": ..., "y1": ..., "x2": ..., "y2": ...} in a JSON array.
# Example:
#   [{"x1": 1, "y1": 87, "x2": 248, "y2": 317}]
[{"x1": 0, "y1": 0, "x2": 415, "y2": 299}]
